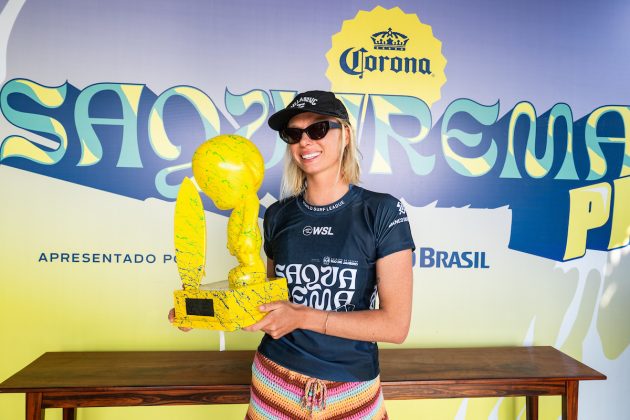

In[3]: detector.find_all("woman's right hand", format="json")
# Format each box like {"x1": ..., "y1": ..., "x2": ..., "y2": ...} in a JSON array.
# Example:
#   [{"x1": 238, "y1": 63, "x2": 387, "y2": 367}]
[{"x1": 168, "y1": 308, "x2": 192, "y2": 332}]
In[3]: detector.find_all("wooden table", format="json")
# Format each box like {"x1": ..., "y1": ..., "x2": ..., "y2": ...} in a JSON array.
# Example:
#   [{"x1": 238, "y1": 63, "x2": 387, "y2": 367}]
[{"x1": 0, "y1": 346, "x2": 605, "y2": 420}]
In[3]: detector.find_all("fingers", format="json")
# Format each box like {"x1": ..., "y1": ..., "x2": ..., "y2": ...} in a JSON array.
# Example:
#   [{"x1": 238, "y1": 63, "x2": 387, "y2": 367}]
[
  {"x1": 258, "y1": 300, "x2": 287, "y2": 312},
  {"x1": 243, "y1": 316, "x2": 269, "y2": 332},
  {"x1": 243, "y1": 301, "x2": 295, "y2": 338},
  {"x1": 242, "y1": 325, "x2": 256, "y2": 332},
  {"x1": 168, "y1": 308, "x2": 175, "y2": 322},
  {"x1": 243, "y1": 314, "x2": 282, "y2": 338},
  {"x1": 168, "y1": 308, "x2": 192, "y2": 332},
  {"x1": 265, "y1": 328, "x2": 285, "y2": 340}
]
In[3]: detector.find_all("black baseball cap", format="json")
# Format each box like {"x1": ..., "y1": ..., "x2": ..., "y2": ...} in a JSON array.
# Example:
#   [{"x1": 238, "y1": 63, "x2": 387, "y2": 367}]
[{"x1": 268, "y1": 90, "x2": 349, "y2": 131}]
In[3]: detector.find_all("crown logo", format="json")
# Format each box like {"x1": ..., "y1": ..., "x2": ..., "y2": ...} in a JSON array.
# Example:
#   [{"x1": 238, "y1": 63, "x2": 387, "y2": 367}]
[{"x1": 371, "y1": 28, "x2": 409, "y2": 51}]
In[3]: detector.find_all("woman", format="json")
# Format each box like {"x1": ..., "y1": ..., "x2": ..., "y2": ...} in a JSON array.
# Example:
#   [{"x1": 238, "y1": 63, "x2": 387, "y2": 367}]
[{"x1": 243, "y1": 90, "x2": 415, "y2": 419}]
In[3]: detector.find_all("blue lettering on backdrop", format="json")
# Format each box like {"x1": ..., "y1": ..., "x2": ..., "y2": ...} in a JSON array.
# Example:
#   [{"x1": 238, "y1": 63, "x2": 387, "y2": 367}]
[
  {"x1": 413, "y1": 248, "x2": 490, "y2": 269},
  {"x1": 1, "y1": 79, "x2": 629, "y2": 261},
  {"x1": 339, "y1": 47, "x2": 432, "y2": 79}
]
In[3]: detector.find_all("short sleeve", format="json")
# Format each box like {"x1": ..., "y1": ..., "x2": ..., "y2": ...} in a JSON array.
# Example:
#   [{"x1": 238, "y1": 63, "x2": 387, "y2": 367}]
[
  {"x1": 374, "y1": 196, "x2": 416, "y2": 259},
  {"x1": 262, "y1": 203, "x2": 276, "y2": 260}
]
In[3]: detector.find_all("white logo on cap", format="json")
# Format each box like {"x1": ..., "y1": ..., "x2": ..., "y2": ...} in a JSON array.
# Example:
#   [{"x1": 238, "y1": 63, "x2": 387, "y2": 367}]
[{"x1": 290, "y1": 97, "x2": 318, "y2": 108}]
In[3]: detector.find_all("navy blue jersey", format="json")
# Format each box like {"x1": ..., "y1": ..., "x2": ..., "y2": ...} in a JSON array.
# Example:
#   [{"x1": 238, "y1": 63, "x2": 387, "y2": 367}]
[{"x1": 258, "y1": 186, "x2": 415, "y2": 381}]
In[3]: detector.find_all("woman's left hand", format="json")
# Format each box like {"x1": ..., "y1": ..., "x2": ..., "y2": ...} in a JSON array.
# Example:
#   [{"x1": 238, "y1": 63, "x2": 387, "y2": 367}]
[{"x1": 242, "y1": 300, "x2": 306, "y2": 339}]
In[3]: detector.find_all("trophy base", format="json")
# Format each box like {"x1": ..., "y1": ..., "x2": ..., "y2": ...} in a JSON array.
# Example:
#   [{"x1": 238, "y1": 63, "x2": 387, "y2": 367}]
[{"x1": 172, "y1": 277, "x2": 288, "y2": 331}]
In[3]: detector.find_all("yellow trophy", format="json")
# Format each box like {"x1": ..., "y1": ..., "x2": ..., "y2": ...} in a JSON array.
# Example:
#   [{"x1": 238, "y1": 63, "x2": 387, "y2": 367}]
[{"x1": 171, "y1": 134, "x2": 288, "y2": 331}]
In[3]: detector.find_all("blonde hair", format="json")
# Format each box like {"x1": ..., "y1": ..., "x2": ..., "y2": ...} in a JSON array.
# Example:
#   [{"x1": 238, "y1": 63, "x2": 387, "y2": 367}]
[{"x1": 280, "y1": 119, "x2": 361, "y2": 199}]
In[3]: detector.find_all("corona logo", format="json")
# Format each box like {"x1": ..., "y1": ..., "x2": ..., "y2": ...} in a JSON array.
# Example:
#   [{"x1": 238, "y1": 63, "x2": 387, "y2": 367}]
[
  {"x1": 339, "y1": 47, "x2": 431, "y2": 79},
  {"x1": 371, "y1": 28, "x2": 409, "y2": 51},
  {"x1": 326, "y1": 6, "x2": 447, "y2": 107}
]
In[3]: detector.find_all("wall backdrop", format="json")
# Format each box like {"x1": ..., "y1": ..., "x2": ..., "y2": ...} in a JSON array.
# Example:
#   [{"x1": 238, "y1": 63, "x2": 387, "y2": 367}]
[{"x1": 1, "y1": 0, "x2": 628, "y2": 419}]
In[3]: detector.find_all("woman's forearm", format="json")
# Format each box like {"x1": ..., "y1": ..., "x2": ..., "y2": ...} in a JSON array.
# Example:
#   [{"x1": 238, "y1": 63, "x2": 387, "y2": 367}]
[
  {"x1": 253, "y1": 250, "x2": 413, "y2": 342},
  {"x1": 301, "y1": 305, "x2": 411, "y2": 344}
]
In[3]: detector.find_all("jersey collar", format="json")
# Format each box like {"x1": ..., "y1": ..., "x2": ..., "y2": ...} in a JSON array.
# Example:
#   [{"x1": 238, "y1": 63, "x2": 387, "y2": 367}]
[{"x1": 298, "y1": 185, "x2": 359, "y2": 215}]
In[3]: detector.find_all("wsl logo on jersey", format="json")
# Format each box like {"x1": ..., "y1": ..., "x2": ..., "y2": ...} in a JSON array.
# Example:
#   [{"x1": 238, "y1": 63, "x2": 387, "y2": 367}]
[{"x1": 303, "y1": 226, "x2": 334, "y2": 236}]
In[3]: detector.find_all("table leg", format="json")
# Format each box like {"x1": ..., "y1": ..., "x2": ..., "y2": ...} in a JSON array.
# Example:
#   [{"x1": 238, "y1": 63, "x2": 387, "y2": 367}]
[
  {"x1": 62, "y1": 408, "x2": 77, "y2": 420},
  {"x1": 562, "y1": 381, "x2": 579, "y2": 420},
  {"x1": 526, "y1": 395, "x2": 539, "y2": 420},
  {"x1": 25, "y1": 392, "x2": 44, "y2": 420}
]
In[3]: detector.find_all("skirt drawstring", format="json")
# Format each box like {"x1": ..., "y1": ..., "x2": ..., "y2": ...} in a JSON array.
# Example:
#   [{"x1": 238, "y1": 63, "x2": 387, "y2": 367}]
[{"x1": 302, "y1": 377, "x2": 327, "y2": 415}]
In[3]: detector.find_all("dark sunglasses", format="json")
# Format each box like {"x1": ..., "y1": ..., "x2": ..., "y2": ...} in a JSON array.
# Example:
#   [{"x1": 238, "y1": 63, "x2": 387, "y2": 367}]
[{"x1": 280, "y1": 120, "x2": 342, "y2": 144}]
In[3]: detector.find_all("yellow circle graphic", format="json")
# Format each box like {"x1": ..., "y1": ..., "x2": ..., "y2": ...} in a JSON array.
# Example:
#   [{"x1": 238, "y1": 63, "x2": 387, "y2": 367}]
[{"x1": 326, "y1": 6, "x2": 447, "y2": 107}]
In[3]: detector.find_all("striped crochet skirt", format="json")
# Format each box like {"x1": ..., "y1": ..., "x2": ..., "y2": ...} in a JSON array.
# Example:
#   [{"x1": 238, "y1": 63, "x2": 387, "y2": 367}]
[{"x1": 246, "y1": 352, "x2": 388, "y2": 420}]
